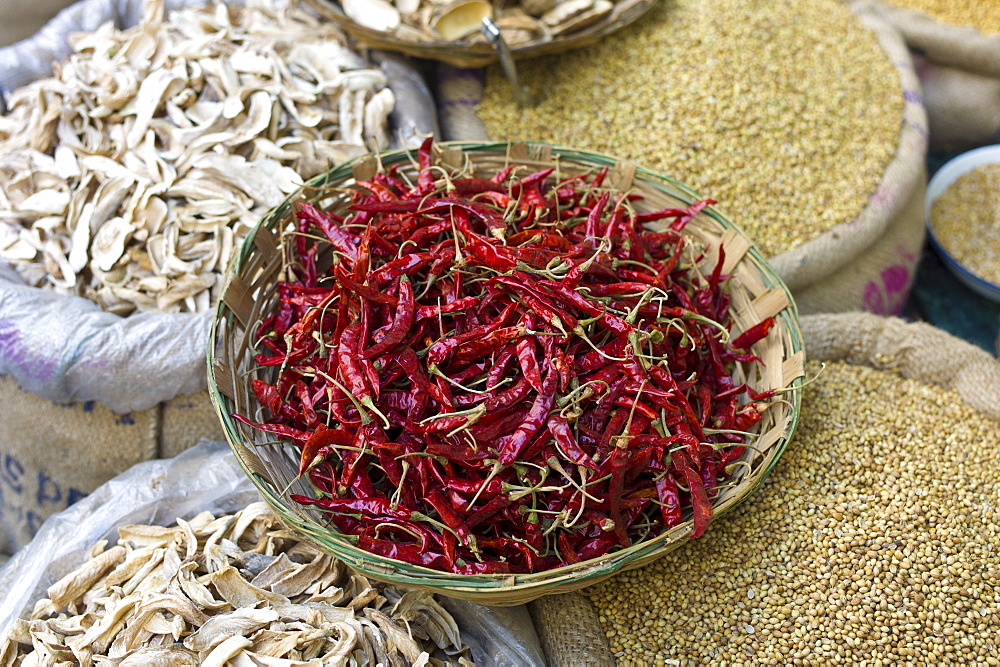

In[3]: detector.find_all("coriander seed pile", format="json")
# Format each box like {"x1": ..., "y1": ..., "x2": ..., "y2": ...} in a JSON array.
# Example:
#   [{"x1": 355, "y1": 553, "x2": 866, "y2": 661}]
[
  {"x1": 887, "y1": 0, "x2": 1000, "y2": 33},
  {"x1": 930, "y1": 163, "x2": 1000, "y2": 286},
  {"x1": 586, "y1": 361, "x2": 1000, "y2": 664},
  {"x1": 476, "y1": 0, "x2": 903, "y2": 258}
]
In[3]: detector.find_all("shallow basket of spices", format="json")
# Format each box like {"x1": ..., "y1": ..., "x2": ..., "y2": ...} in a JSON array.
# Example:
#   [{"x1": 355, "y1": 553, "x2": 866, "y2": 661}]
[
  {"x1": 297, "y1": 0, "x2": 656, "y2": 68},
  {"x1": 208, "y1": 140, "x2": 806, "y2": 606}
]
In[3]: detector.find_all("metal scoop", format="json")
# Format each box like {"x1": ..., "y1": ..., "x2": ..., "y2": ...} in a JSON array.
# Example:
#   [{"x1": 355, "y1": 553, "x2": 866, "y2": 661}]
[{"x1": 481, "y1": 17, "x2": 540, "y2": 108}]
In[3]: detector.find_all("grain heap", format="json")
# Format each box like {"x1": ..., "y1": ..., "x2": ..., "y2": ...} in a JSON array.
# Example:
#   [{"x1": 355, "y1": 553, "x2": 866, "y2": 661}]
[
  {"x1": 0, "y1": 0, "x2": 395, "y2": 315},
  {"x1": 585, "y1": 361, "x2": 1000, "y2": 664},
  {"x1": 861, "y1": 0, "x2": 1000, "y2": 156},
  {"x1": 885, "y1": 1, "x2": 1000, "y2": 33},
  {"x1": 0, "y1": 502, "x2": 472, "y2": 665},
  {"x1": 475, "y1": 0, "x2": 903, "y2": 258},
  {"x1": 930, "y1": 163, "x2": 1000, "y2": 285}
]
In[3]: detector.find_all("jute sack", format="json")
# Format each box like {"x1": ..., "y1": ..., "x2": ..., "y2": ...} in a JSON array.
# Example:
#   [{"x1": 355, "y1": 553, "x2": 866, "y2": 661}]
[
  {"x1": 438, "y1": 4, "x2": 929, "y2": 317},
  {"x1": 0, "y1": 376, "x2": 224, "y2": 556},
  {"x1": 526, "y1": 312, "x2": 1000, "y2": 664},
  {"x1": 792, "y1": 169, "x2": 926, "y2": 316},
  {"x1": 915, "y1": 57, "x2": 1000, "y2": 153},
  {"x1": 851, "y1": 0, "x2": 1000, "y2": 152},
  {"x1": 528, "y1": 594, "x2": 615, "y2": 666},
  {"x1": 856, "y1": 0, "x2": 1000, "y2": 77},
  {"x1": 798, "y1": 313, "x2": 1000, "y2": 419}
]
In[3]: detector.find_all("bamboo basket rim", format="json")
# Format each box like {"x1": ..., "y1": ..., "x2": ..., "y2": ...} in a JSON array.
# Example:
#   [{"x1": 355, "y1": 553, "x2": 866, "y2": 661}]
[
  {"x1": 207, "y1": 140, "x2": 806, "y2": 605},
  {"x1": 297, "y1": 0, "x2": 658, "y2": 68}
]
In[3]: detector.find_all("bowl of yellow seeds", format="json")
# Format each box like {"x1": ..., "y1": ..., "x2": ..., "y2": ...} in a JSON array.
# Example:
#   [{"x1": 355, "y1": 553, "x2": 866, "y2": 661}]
[{"x1": 926, "y1": 145, "x2": 1000, "y2": 303}]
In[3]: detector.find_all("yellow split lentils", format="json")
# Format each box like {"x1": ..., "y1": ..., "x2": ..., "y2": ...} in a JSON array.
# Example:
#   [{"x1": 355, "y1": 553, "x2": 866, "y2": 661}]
[
  {"x1": 888, "y1": 0, "x2": 1000, "y2": 34},
  {"x1": 477, "y1": 0, "x2": 903, "y2": 258},
  {"x1": 930, "y1": 163, "x2": 1000, "y2": 285},
  {"x1": 585, "y1": 361, "x2": 1000, "y2": 664}
]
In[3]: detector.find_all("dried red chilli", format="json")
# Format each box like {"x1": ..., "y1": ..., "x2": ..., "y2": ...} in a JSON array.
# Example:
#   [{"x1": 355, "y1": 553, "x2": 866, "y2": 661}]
[{"x1": 236, "y1": 138, "x2": 781, "y2": 574}]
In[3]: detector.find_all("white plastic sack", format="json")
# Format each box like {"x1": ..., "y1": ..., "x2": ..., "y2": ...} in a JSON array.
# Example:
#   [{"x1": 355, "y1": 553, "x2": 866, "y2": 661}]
[
  {"x1": 0, "y1": 0, "x2": 438, "y2": 413},
  {"x1": 0, "y1": 441, "x2": 546, "y2": 667},
  {"x1": 0, "y1": 263, "x2": 212, "y2": 413},
  {"x1": 0, "y1": 1, "x2": 221, "y2": 413}
]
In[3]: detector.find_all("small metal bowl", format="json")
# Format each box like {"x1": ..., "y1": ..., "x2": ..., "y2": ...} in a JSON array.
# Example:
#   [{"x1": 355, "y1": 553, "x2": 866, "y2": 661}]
[{"x1": 925, "y1": 145, "x2": 1000, "y2": 304}]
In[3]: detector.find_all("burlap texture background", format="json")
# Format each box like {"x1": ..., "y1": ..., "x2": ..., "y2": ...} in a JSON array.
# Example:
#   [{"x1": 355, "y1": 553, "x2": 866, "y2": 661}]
[{"x1": 0, "y1": 380, "x2": 223, "y2": 555}]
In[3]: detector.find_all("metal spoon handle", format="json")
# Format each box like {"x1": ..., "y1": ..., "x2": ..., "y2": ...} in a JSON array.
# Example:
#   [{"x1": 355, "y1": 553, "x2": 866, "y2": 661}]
[{"x1": 481, "y1": 17, "x2": 537, "y2": 108}]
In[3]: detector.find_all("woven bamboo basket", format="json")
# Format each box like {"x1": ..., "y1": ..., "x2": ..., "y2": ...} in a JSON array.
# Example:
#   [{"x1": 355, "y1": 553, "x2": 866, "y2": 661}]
[
  {"x1": 297, "y1": 0, "x2": 656, "y2": 68},
  {"x1": 208, "y1": 141, "x2": 806, "y2": 606}
]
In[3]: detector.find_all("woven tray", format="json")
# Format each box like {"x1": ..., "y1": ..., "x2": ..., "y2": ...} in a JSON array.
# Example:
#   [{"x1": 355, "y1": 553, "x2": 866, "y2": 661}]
[
  {"x1": 208, "y1": 141, "x2": 806, "y2": 606},
  {"x1": 298, "y1": 0, "x2": 656, "y2": 68}
]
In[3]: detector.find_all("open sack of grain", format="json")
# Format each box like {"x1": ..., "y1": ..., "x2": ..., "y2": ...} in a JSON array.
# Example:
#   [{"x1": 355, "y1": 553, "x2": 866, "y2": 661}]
[
  {"x1": 0, "y1": 0, "x2": 438, "y2": 554},
  {"x1": 438, "y1": 0, "x2": 929, "y2": 317},
  {"x1": 846, "y1": 0, "x2": 1000, "y2": 152},
  {"x1": 0, "y1": 441, "x2": 546, "y2": 665},
  {"x1": 527, "y1": 312, "x2": 1000, "y2": 664}
]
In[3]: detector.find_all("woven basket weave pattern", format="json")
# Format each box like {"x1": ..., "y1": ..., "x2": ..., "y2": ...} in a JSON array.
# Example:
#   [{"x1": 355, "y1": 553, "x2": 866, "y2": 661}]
[
  {"x1": 208, "y1": 141, "x2": 805, "y2": 605},
  {"x1": 297, "y1": 0, "x2": 656, "y2": 68}
]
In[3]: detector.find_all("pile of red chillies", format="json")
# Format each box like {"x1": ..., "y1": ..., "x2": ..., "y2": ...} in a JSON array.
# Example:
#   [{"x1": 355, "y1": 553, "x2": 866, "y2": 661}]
[{"x1": 235, "y1": 139, "x2": 777, "y2": 575}]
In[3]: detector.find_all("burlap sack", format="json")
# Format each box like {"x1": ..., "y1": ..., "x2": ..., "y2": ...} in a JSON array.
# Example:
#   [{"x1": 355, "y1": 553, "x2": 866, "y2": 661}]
[
  {"x1": 858, "y1": 0, "x2": 1000, "y2": 78},
  {"x1": 0, "y1": 378, "x2": 224, "y2": 555},
  {"x1": 799, "y1": 313, "x2": 1000, "y2": 421},
  {"x1": 438, "y1": 4, "x2": 929, "y2": 317},
  {"x1": 752, "y1": 6, "x2": 927, "y2": 314},
  {"x1": 528, "y1": 594, "x2": 615, "y2": 667},
  {"x1": 914, "y1": 57, "x2": 1000, "y2": 153},
  {"x1": 527, "y1": 312, "x2": 1000, "y2": 664},
  {"x1": 852, "y1": 0, "x2": 1000, "y2": 151},
  {"x1": 792, "y1": 170, "x2": 926, "y2": 315}
]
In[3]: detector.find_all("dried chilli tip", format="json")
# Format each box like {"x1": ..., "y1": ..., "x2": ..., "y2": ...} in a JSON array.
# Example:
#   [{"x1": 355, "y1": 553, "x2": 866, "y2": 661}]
[{"x1": 236, "y1": 139, "x2": 779, "y2": 575}]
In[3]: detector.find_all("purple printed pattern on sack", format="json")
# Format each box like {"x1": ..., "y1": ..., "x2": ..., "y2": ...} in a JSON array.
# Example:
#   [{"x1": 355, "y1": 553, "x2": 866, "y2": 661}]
[
  {"x1": 862, "y1": 245, "x2": 917, "y2": 315},
  {"x1": 0, "y1": 321, "x2": 57, "y2": 383}
]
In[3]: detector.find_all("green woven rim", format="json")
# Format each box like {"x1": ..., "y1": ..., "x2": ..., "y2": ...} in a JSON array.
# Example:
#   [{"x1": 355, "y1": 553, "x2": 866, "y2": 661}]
[{"x1": 207, "y1": 140, "x2": 805, "y2": 601}]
